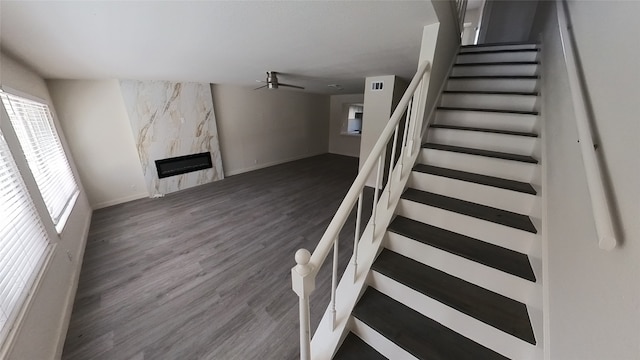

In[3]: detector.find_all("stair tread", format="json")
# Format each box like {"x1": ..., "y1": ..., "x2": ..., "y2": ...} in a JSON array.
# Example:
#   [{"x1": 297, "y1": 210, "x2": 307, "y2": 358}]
[
  {"x1": 401, "y1": 188, "x2": 537, "y2": 233},
  {"x1": 458, "y1": 48, "x2": 540, "y2": 55},
  {"x1": 449, "y1": 75, "x2": 539, "y2": 79},
  {"x1": 438, "y1": 106, "x2": 538, "y2": 116},
  {"x1": 443, "y1": 90, "x2": 539, "y2": 96},
  {"x1": 372, "y1": 250, "x2": 537, "y2": 345},
  {"x1": 353, "y1": 287, "x2": 510, "y2": 360},
  {"x1": 430, "y1": 124, "x2": 538, "y2": 138},
  {"x1": 461, "y1": 42, "x2": 538, "y2": 48},
  {"x1": 454, "y1": 61, "x2": 538, "y2": 66},
  {"x1": 422, "y1": 142, "x2": 539, "y2": 164},
  {"x1": 333, "y1": 333, "x2": 387, "y2": 360},
  {"x1": 388, "y1": 216, "x2": 536, "y2": 281},
  {"x1": 413, "y1": 163, "x2": 537, "y2": 194}
]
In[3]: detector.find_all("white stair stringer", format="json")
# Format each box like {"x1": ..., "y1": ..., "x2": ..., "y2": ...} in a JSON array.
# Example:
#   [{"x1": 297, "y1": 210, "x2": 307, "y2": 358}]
[
  {"x1": 427, "y1": 127, "x2": 538, "y2": 156},
  {"x1": 435, "y1": 109, "x2": 539, "y2": 133},
  {"x1": 369, "y1": 270, "x2": 542, "y2": 360},
  {"x1": 408, "y1": 171, "x2": 538, "y2": 216},
  {"x1": 460, "y1": 43, "x2": 538, "y2": 53},
  {"x1": 350, "y1": 317, "x2": 418, "y2": 360},
  {"x1": 396, "y1": 198, "x2": 537, "y2": 255},
  {"x1": 446, "y1": 77, "x2": 539, "y2": 93},
  {"x1": 452, "y1": 63, "x2": 538, "y2": 77},
  {"x1": 441, "y1": 93, "x2": 538, "y2": 113},
  {"x1": 419, "y1": 148, "x2": 538, "y2": 183}
]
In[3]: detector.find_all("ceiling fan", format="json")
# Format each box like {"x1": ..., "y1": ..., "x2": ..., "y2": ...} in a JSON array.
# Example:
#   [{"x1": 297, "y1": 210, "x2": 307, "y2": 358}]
[{"x1": 254, "y1": 71, "x2": 304, "y2": 90}]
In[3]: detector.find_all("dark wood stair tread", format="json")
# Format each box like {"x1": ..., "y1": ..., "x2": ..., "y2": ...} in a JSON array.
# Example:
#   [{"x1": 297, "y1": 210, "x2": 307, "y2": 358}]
[
  {"x1": 443, "y1": 90, "x2": 538, "y2": 96},
  {"x1": 353, "y1": 287, "x2": 510, "y2": 359},
  {"x1": 413, "y1": 163, "x2": 537, "y2": 194},
  {"x1": 449, "y1": 75, "x2": 539, "y2": 80},
  {"x1": 454, "y1": 61, "x2": 539, "y2": 66},
  {"x1": 461, "y1": 42, "x2": 538, "y2": 48},
  {"x1": 372, "y1": 250, "x2": 536, "y2": 345},
  {"x1": 430, "y1": 124, "x2": 538, "y2": 138},
  {"x1": 437, "y1": 106, "x2": 538, "y2": 116},
  {"x1": 333, "y1": 333, "x2": 387, "y2": 360},
  {"x1": 388, "y1": 216, "x2": 536, "y2": 282},
  {"x1": 458, "y1": 48, "x2": 540, "y2": 55},
  {"x1": 422, "y1": 142, "x2": 539, "y2": 164},
  {"x1": 401, "y1": 188, "x2": 537, "y2": 233}
]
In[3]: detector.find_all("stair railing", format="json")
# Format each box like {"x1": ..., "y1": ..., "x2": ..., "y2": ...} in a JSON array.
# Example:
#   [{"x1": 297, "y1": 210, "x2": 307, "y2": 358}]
[
  {"x1": 291, "y1": 60, "x2": 431, "y2": 360},
  {"x1": 556, "y1": 1, "x2": 617, "y2": 250}
]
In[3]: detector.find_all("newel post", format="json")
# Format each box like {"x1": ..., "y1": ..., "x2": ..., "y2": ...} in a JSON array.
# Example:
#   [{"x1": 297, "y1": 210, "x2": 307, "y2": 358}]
[{"x1": 292, "y1": 249, "x2": 315, "y2": 360}]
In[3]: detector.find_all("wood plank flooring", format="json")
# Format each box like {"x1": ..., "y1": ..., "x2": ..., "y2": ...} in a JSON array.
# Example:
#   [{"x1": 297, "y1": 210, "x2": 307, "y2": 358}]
[{"x1": 62, "y1": 154, "x2": 372, "y2": 360}]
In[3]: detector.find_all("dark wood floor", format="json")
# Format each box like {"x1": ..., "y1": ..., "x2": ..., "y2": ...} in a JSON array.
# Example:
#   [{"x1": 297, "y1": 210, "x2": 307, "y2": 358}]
[{"x1": 62, "y1": 154, "x2": 372, "y2": 360}]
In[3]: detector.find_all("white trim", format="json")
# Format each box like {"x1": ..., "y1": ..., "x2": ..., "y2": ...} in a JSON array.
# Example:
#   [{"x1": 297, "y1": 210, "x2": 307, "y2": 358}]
[
  {"x1": 224, "y1": 152, "x2": 326, "y2": 177},
  {"x1": 92, "y1": 191, "x2": 150, "y2": 210}
]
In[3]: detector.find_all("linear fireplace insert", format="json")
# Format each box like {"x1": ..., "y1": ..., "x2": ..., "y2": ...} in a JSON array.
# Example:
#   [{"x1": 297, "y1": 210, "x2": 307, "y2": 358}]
[{"x1": 155, "y1": 152, "x2": 212, "y2": 178}]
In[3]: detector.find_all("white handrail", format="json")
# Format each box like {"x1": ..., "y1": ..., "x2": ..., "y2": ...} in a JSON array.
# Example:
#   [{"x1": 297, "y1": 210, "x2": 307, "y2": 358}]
[
  {"x1": 556, "y1": 1, "x2": 617, "y2": 250},
  {"x1": 291, "y1": 60, "x2": 431, "y2": 360}
]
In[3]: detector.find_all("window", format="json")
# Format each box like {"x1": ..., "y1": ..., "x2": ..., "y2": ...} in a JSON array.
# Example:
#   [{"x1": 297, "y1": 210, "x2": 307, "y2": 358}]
[
  {"x1": 0, "y1": 91, "x2": 78, "y2": 231},
  {"x1": 0, "y1": 131, "x2": 50, "y2": 340}
]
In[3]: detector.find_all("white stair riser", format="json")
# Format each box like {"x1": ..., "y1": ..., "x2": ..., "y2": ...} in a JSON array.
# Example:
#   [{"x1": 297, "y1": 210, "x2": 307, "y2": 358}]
[
  {"x1": 456, "y1": 51, "x2": 539, "y2": 64},
  {"x1": 370, "y1": 271, "x2": 538, "y2": 360},
  {"x1": 419, "y1": 148, "x2": 538, "y2": 183},
  {"x1": 460, "y1": 44, "x2": 538, "y2": 53},
  {"x1": 350, "y1": 317, "x2": 418, "y2": 359},
  {"x1": 441, "y1": 93, "x2": 538, "y2": 113},
  {"x1": 447, "y1": 78, "x2": 538, "y2": 92},
  {"x1": 435, "y1": 110, "x2": 538, "y2": 133},
  {"x1": 452, "y1": 64, "x2": 538, "y2": 77},
  {"x1": 386, "y1": 232, "x2": 536, "y2": 304},
  {"x1": 397, "y1": 199, "x2": 537, "y2": 254},
  {"x1": 427, "y1": 128, "x2": 537, "y2": 156},
  {"x1": 408, "y1": 171, "x2": 538, "y2": 215}
]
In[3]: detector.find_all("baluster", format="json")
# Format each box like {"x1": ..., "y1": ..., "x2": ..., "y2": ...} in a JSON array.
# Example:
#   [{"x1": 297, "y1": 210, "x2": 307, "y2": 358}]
[
  {"x1": 352, "y1": 191, "x2": 363, "y2": 282},
  {"x1": 292, "y1": 249, "x2": 313, "y2": 360},
  {"x1": 399, "y1": 97, "x2": 413, "y2": 174},
  {"x1": 331, "y1": 237, "x2": 339, "y2": 329},
  {"x1": 387, "y1": 124, "x2": 400, "y2": 207},
  {"x1": 371, "y1": 154, "x2": 383, "y2": 239}
]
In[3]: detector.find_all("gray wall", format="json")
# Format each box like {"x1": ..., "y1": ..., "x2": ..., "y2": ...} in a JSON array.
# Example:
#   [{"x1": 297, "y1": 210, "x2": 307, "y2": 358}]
[
  {"x1": 537, "y1": 2, "x2": 640, "y2": 358},
  {"x1": 479, "y1": 0, "x2": 539, "y2": 44},
  {"x1": 48, "y1": 80, "x2": 149, "y2": 209},
  {"x1": 211, "y1": 84, "x2": 330, "y2": 176}
]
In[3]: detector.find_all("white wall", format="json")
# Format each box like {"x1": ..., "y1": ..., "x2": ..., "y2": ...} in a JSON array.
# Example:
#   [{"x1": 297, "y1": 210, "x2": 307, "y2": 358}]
[
  {"x1": 47, "y1": 80, "x2": 148, "y2": 209},
  {"x1": 210, "y1": 84, "x2": 329, "y2": 176},
  {"x1": 0, "y1": 52, "x2": 92, "y2": 360},
  {"x1": 328, "y1": 94, "x2": 364, "y2": 158},
  {"x1": 537, "y1": 2, "x2": 640, "y2": 359}
]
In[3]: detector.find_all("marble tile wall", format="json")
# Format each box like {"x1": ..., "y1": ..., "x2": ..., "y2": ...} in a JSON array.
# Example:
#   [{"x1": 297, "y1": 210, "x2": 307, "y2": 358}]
[{"x1": 120, "y1": 80, "x2": 224, "y2": 196}]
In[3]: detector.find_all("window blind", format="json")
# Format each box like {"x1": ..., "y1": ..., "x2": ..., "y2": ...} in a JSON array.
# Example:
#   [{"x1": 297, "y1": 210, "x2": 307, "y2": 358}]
[
  {"x1": 0, "y1": 131, "x2": 50, "y2": 340},
  {"x1": 0, "y1": 91, "x2": 78, "y2": 228}
]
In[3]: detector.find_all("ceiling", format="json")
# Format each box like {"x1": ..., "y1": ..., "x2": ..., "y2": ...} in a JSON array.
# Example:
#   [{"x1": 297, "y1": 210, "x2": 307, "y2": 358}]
[{"x1": 0, "y1": 1, "x2": 440, "y2": 94}]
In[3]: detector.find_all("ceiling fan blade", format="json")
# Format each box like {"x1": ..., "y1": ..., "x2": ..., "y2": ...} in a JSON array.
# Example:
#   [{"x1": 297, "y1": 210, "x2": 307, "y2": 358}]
[
  {"x1": 254, "y1": 84, "x2": 268, "y2": 90},
  {"x1": 279, "y1": 83, "x2": 305, "y2": 90}
]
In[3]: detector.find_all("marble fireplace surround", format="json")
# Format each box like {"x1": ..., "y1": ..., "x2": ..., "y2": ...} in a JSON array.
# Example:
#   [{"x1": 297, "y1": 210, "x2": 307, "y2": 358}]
[{"x1": 120, "y1": 80, "x2": 224, "y2": 196}]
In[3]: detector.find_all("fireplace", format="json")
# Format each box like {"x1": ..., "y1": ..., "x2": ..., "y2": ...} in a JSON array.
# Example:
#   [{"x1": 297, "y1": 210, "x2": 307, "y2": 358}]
[{"x1": 155, "y1": 152, "x2": 213, "y2": 179}]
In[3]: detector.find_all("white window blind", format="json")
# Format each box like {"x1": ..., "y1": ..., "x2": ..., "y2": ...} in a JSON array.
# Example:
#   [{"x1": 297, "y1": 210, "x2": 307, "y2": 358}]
[
  {"x1": 0, "y1": 131, "x2": 50, "y2": 340},
  {"x1": 0, "y1": 91, "x2": 78, "y2": 228}
]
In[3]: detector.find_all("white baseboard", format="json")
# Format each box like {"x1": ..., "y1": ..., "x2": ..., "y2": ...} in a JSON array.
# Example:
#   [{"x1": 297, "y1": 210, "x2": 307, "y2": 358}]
[
  {"x1": 224, "y1": 152, "x2": 327, "y2": 177},
  {"x1": 92, "y1": 192, "x2": 149, "y2": 209}
]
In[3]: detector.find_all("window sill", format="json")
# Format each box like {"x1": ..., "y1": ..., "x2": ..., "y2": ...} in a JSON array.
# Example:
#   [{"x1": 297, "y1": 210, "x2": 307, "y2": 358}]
[{"x1": 54, "y1": 190, "x2": 79, "y2": 234}]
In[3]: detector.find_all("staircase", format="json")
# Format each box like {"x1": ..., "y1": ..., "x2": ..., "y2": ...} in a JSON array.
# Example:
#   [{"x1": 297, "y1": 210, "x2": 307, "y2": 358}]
[{"x1": 331, "y1": 43, "x2": 543, "y2": 359}]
